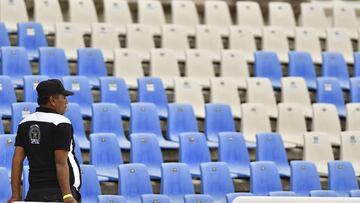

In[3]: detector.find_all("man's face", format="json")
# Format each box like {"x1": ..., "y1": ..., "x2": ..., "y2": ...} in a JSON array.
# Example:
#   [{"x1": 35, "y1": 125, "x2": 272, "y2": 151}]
[{"x1": 51, "y1": 94, "x2": 68, "y2": 115}]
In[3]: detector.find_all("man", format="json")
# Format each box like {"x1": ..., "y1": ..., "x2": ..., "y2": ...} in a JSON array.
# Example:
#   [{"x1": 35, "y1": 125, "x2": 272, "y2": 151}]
[{"x1": 8, "y1": 79, "x2": 81, "y2": 203}]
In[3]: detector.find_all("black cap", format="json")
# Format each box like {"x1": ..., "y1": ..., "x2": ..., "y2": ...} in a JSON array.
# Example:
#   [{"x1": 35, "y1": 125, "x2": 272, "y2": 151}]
[{"x1": 36, "y1": 79, "x2": 74, "y2": 98}]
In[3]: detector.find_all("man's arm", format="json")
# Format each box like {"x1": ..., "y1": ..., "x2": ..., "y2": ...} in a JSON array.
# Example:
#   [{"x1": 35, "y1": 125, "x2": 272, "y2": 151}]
[{"x1": 7, "y1": 147, "x2": 25, "y2": 203}]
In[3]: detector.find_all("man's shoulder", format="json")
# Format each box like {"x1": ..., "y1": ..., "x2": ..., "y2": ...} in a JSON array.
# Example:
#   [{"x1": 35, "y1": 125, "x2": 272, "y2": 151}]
[{"x1": 20, "y1": 112, "x2": 71, "y2": 126}]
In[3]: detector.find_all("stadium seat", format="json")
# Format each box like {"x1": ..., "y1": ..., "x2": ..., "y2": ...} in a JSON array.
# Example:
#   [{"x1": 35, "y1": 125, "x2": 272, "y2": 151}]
[
  {"x1": 303, "y1": 132, "x2": 335, "y2": 176},
  {"x1": 23, "y1": 75, "x2": 49, "y2": 102},
  {"x1": 256, "y1": 133, "x2": 291, "y2": 177},
  {"x1": 350, "y1": 77, "x2": 360, "y2": 103},
  {"x1": 39, "y1": 47, "x2": 70, "y2": 79},
  {"x1": 80, "y1": 165, "x2": 101, "y2": 203},
  {"x1": 228, "y1": 26, "x2": 256, "y2": 63},
  {"x1": 210, "y1": 78, "x2": 242, "y2": 118},
  {"x1": 90, "y1": 23, "x2": 120, "y2": 61},
  {"x1": 312, "y1": 103, "x2": 342, "y2": 146},
  {"x1": 184, "y1": 195, "x2": 214, "y2": 203},
  {"x1": 161, "y1": 25, "x2": 189, "y2": 61},
  {"x1": 262, "y1": 27, "x2": 290, "y2": 63},
  {"x1": 226, "y1": 193, "x2": 253, "y2": 203},
  {"x1": 204, "y1": 0, "x2": 232, "y2": 36},
  {"x1": 185, "y1": 49, "x2": 215, "y2": 87},
  {"x1": 254, "y1": 51, "x2": 283, "y2": 89},
  {"x1": 55, "y1": 23, "x2": 85, "y2": 60},
  {"x1": 0, "y1": 134, "x2": 16, "y2": 177},
  {"x1": 62, "y1": 76, "x2": 93, "y2": 118},
  {"x1": 0, "y1": 119, "x2": 3, "y2": 134},
  {"x1": 90, "y1": 133, "x2": 123, "y2": 180},
  {"x1": 99, "y1": 77, "x2": 131, "y2": 118},
  {"x1": 326, "y1": 29, "x2": 354, "y2": 64},
  {"x1": 167, "y1": 104, "x2": 198, "y2": 142},
  {"x1": 118, "y1": 164, "x2": 153, "y2": 203},
  {"x1": 102, "y1": 0, "x2": 132, "y2": 34},
  {"x1": 113, "y1": 49, "x2": 144, "y2": 88},
  {"x1": 346, "y1": 103, "x2": 360, "y2": 131},
  {"x1": 126, "y1": 24, "x2": 154, "y2": 61},
  {"x1": 33, "y1": 0, "x2": 63, "y2": 34},
  {"x1": 309, "y1": 190, "x2": 338, "y2": 197},
  {"x1": 17, "y1": 22, "x2": 47, "y2": 60},
  {"x1": 0, "y1": 76, "x2": 17, "y2": 118},
  {"x1": 171, "y1": 0, "x2": 199, "y2": 35},
  {"x1": 299, "y1": 3, "x2": 328, "y2": 38},
  {"x1": 322, "y1": 52, "x2": 350, "y2": 90},
  {"x1": 11, "y1": 103, "x2": 37, "y2": 134},
  {"x1": 22, "y1": 165, "x2": 29, "y2": 200},
  {"x1": 161, "y1": 163, "x2": 195, "y2": 203},
  {"x1": 333, "y1": 5, "x2": 358, "y2": 39},
  {"x1": 294, "y1": 28, "x2": 322, "y2": 64},
  {"x1": 0, "y1": 0, "x2": 28, "y2": 32},
  {"x1": 354, "y1": 52, "x2": 360, "y2": 76},
  {"x1": 328, "y1": 161, "x2": 360, "y2": 197},
  {"x1": 137, "y1": 0, "x2": 165, "y2": 35},
  {"x1": 236, "y1": 1, "x2": 264, "y2": 36},
  {"x1": 317, "y1": 77, "x2": 346, "y2": 118},
  {"x1": 73, "y1": 136, "x2": 83, "y2": 164},
  {"x1": 247, "y1": 78, "x2": 278, "y2": 118},
  {"x1": 268, "y1": 2, "x2": 296, "y2": 37},
  {"x1": 137, "y1": 77, "x2": 169, "y2": 118},
  {"x1": 0, "y1": 22, "x2": 10, "y2": 47},
  {"x1": 1, "y1": 47, "x2": 32, "y2": 87},
  {"x1": 195, "y1": 26, "x2": 223, "y2": 61},
  {"x1": 350, "y1": 190, "x2": 360, "y2": 197},
  {"x1": 288, "y1": 51, "x2": 317, "y2": 90},
  {"x1": 68, "y1": 0, "x2": 98, "y2": 33},
  {"x1": 98, "y1": 195, "x2": 126, "y2": 203},
  {"x1": 64, "y1": 103, "x2": 89, "y2": 150},
  {"x1": 130, "y1": 103, "x2": 179, "y2": 149},
  {"x1": 340, "y1": 131, "x2": 360, "y2": 175},
  {"x1": 141, "y1": 194, "x2": 170, "y2": 203}
]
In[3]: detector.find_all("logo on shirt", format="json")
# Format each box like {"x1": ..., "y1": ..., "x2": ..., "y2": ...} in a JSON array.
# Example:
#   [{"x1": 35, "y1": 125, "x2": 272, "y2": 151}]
[{"x1": 29, "y1": 124, "x2": 41, "y2": 144}]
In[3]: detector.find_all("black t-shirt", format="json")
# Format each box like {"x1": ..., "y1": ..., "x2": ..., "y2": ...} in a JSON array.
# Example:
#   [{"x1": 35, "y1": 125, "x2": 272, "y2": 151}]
[{"x1": 15, "y1": 107, "x2": 82, "y2": 195}]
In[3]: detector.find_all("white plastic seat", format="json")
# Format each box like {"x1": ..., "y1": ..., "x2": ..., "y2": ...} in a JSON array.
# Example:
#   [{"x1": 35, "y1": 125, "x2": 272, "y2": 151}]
[
  {"x1": 281, "y1": 77, "x2": 313, "y2": 118},
  {"x1": 312, "y1": 103, "x2": 341, "y2": 146},
  {"x1": 174, "y1": 78, "x2": 205, "y2": 118},
  {"x1": 171, "y1": 0, "x2": 199, "y2": 35},
  {"x1": 34, "y1": 0, "x2": 63, "y2": 34},
  {"x1": 195, "y1": 25, "x2": 223, "y2": 61},
  {"x1": 326, "y1": 28, "x2": 354, "y2": 64},
  {"x1": 346, "y1": 103, "x2": 360, "y2": 131},
  {"x1": 204, "y1": 0, "x2": 232, "y2": 36},
  {"x1": 138, "y1": 0, "x2": 166, "y2": 35},
  {"x1": 161, "y1": 25, "x2": 189, "y2": 61},
  {"x1": 90, "y1": 23, "x2": 120, "y2": 62},
  {"x1": 340, "y1": 131, "x2": 360, "y2": 175},
  {"x1": 247, "y1": 78, "x2": 278, "y2": 119},
  {"x1": 126, "y1": 24, "x2": 155, "y2": 61},
  {"x1": 102, "y1": 0, "x2": 132, "y2": 34},
  {"x1": 228, "y1": 26, "x2": 257, "y2": 63},
  {"x1": 295, "y1": 27, "x2": 323, "y2": 64},
  {"x1": 68, "y1": 0, "x2": 98, "y2": 33},
  {"x1": 299, "y1": 3, "x2": 328, "y2": 38},
  {"x1": 268, "y1": 2, "x2": 296, "y2": 38},
  {"x1": 113, "y1": 49, "x2": 144, "y2": 88},
  {"x1": 262, "y1": 27, "x2": 290, "y2": 63},
  {"x1": 333, "y1": 4, "x2": 358, "y2": 40},
  {"x1": 303, "y1": 132, "x2": 334, "y2": 176},
  {"x1": 0, "y1": 0, "x2": 28, "y2": 32},
  {"x1": 236, "y1": 1, "x2": 264, "y2": 37},
  {"x1": 185, "y1": 49, "x2": 215, "y2": 87},
  {"x1": 55, "y1": 23, "x2": 85, "y2": 60},
  {"x1": 220, "y1": 50, "x2": 249, "y2": 89}
]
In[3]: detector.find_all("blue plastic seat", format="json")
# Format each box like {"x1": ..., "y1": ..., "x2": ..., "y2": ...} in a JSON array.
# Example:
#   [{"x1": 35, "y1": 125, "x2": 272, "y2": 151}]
[
  {"x1": 17, "y1": 22, "x2": 47, "y2": 60},
  {"x1": 250, "y1": 161, "x2": 284, "y2": 196},
  {"x1": 0, "y1": 119, "x2": 3, "y2": 134},
  {"x1": 0, "y1": 134, "x2": 16, "y2": 177},
  {"x1": 62, "y1": 76, "x2": 93, "y2": 118},
  {"x1": 328, "y1": 161, "x2": 359, "y2": 197},
  {"x1": 205, "y1": 103, "x2": 236, "y2": 143},
  {"x1": 226, "y1": 193, "x2": 253, "y2": 203},
  {"x1": 161, "y1": 163, "x2": 195, "y2": 203},
  {"x1": 11, "y1": 102, "x2": 37, "y2": 134},
  {"x1": 288, "y1": 51, "x2": 317, "y2": 90},
  {"x1": 350, "y1": 77, "x2": 360, "y2": 102},
  {"x1": 184, "y1": 195, "x2": 213, "y2": 203},
  {"x1": 0, "y1": 22, "x2": 10, "y2": 47},
  {"x1": 64, "y1": 103, "x2": 89, "y2": 150},
  {"x1": 350, "y1": 190, "x2": 360, "y2": 197},
  {"x1": 354, "y1": 52, "x2": 360, "y2": 77},
  {"x1": 0, "y1": 167, "x2": 11, "y2": 202},
  {"x1": 1, "y1": 47, "x2": 32, "y2": 87},
  {"x1": 141, "y1": 194, "x2": 171, "y2": 203},
  {"x1": 100, "y1": 77, "x2": 131, "y2": 118},
  {"x1": 23, "y1": 75, "x2": 49, "y2": 102},
  {"x1": 118, "y1": 164, "x2": 153, "y2": 203},
  {"x1": 22, "y1": 165, "x2": 29, "y2": 200},
  {"x1": 91, "y1": 103, "x2": 130, "y2": 149},
  {"x1": 90, "y1": 133, "x2": 123, "y2": 180},
  {"x1": 0, "y1": 76, "x2": 16, "y2": 118},
  {"x1": 317, "y1": 77, "x2": 346, "y2": 117},
  {"x1": 310, "y1": 190, "x2": 338, "y2": 197},
  {"x1": 39, "y1": 47, "x2": 70, "y2": 79},
  {"x1": 73, "y1": 136, "x2": 83, "y2": 164},
  {"x1": 77, "y1": 48, "x2": 107, "y2": 88},
  {"x1": 256, "y1": 133, "x2": 291, "y2": 177},
  {"x1": 130, "y1": 133, "x2": 163, "y2": 179},
  {"x1": 322, "y1": 52, "x2": 350, "y2": 90},
  {"x1": 254, "y1": 51, "x2": 283, "y2": 89},
  {"x1": 80, "y1": 164, "x2": 102, "y2": 203},
  {"x1": 130, "y1": 103, "x2": 179, "y2": 149},
  {"x1": 218, "y1": 132, "x2": 250, "y2": 178},
  {"x1": 97, "y1": 195, "x2": 126, "y2": 203}
]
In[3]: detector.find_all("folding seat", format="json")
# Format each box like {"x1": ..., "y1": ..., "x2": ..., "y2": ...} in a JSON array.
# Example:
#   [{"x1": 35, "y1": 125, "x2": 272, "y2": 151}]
[
  {"x1": 23, "y1": 75, "x2": 49, "y2": 102},
  {"x1": 288, "y1": 51, "x2": 317, "y2": 90},
  {"x1": 62, "y1": 76, "x2": 93, "y2": 118},
  {"x1": 205, "y1": 103, "x2": 236, "y2": 143},
  {"x1": 204, "y1": 1, "x2": 232, "y2": 36},
  {"x1": 228, "y1": 26, "x2": 257, "y2": 63},
  {"x1": 0, "y1": 0, "x2": 28, "y2": 32},
  {"x1": 17, "y1": 22, "x2": 48, "y2": 59},
  {"x1": 118, "y1": 163, "x2": 153, "y2": 203},
  {"x1": 161, "y1": 163, "x2": 195, "y2": 203},
  {"x1": 150, "y1": 49, "x2": 181, "y2": 88},
  {"x1": 77, "y1": 48, "x2": 107, "y2": 88},
  {"x1": 226, "y1": 193, "x2": 253, "y2": 203},
  {"x1": 236, "y1": 1, "x2": 264, "y2": 36},
  {"x1": 303, "y1": 132, "x2": 334, "y2": 176},
  {"x1": 219, "y1": 50, "x2": 250, "y2": 89},
  {"x1": 354, "y1": 52, "x2": 360, "y2": 77},
  {"x1": 346, "y1": 103, "x2": 360, "y2": 131},
  {"x1": 294, "y1": 28, "x2": 322, "y2": 64},
  {"x1": 39, "y1": 47, "x2": 70, "y2": 79},
  {"x1": 0, "y1": 22, "x2": 10, "y2": 47},
  {"x1": 281, "y1": 77, "x2": 313, "y2": 118},
  {"x1": 98, "y1": 195, "x2": 126, "y2": 203},
  {"x1": 246, "y1": 78, "x2": 278, "y2": 118},
  {"x1": 195, "y1": 26, "x2": 223, "y2": 61},
  {"x1": 0, "y1": 167, "x2": 11, "y2": 202},
  {"x1": 11, "y1": 103, "x2": 37, "y2": 134},
  {"x1": 241, "y1": 103, "x2": 271, "y2": 145},
  {"x1": 161, "y1": 25, "x2": 189, "y2": 61},
  {"x1": 64, "y1": 103, "x2": 89, "y2": 150},
  {"x1": 80, "y1": 165, "x2": 102, "y2": 203},
  {"x1": 184, "y1": 195, "x2": 213, "y2": 203},
  {"x1": 328, "y1": 161, "x2": 360, "y2": 197},
  {"x1": 317, "y1": 77, "x2": 346, "y2": 118},
  {"x1": 1, "y1": 47, "x2": 32, "y2": 88},
  {"x1": 55, "y1": 23, "x2": 85, "y2": 60},
  {"x1": 33, "y1": 0, "x2": 63, "y2": 34},
  {"x1": 138, "y1": 0, "x2": 165, "y2": 35},
  {"x1": 340, "y1": 131, "x2": 360, "y2": 175},
  {"x1": 99, "y1": 77, "x2": 131, "y2": 118},
  {"x1": 261, "y1": 27, "x2": 290, "y2": 64},
  {"x1": 322, "y1": 52, "x2": 350, "y2": 90},
  {"x1": 185, "y1": 49, "x2": 215, "y2": 87},
  {"x1": 0, "y1": 120, "x2": 3, "y2": 134},
  {"x1": 91, "y1": 103, "x2": 130, "y2": 149},
  {"x1": 0, "y1": 134, "x2": 16, "y2": 177},
  {"x1": 137, "y1": 77, "x2": 169, "y2": 118},
  {"x1": 90, "y1": 23, "x2": 121, "y2": 61},
  {"x1": 299, "y1": 3, "x2": 328, "y2": 38},
  {"x1": 171, "y1": 0, "x2": 199, "y2": 35},
  {"x1": 333, "y1": 5, "x2": 358, "y2": 39},
  {"x1": 0, "y1": 76, "x2": 16, "y2": 118},
  {"x1": 68, "y1": 0, "x2": 98, "y2": 33},
  {"x1": 102, "y1": 0, "x2": 132, "y2": 34},
  {"x1": 126, "y1": 24, "x2": 155, "y2": 61},
  {"x1": 174, "y1": 78, "x2": 205, "y2": 118},
  {"x1": 90, "y1": 133, "x2": 123, "y2": 180},
  {"x1": 218, "y1": 132, "x2": 251, "y2": 177},
  {"x1": 268, "y1": 2, "x2": 296, "y2": 37},
  {"x1": 254, "y1": 51, "x2": 282, "y2": 89},
  {"x1": 113, "y1": 49, "x2": 144, "y2": 88},
  {"x1": 141, "y1": 195, "x2": 170, "y2": 203},
  {"x1": 73, "y1": 136, "x2": 83, "y2": 164},
  {"x1": 130, "y1": 103, "x2": 179, "y2": 149},
  {"x1": 350, "y1": 77, "x2": 360, "y2": 103},
  {"x1": 326, "y1": 29, "x2": 354, "y2": 64},
  {"x1": 210, "y1": 78, "x2": 242, "y2": 119}
]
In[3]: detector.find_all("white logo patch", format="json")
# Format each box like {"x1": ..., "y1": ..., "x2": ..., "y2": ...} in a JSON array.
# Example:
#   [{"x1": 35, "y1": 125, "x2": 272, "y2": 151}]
[{"x1": 29, "y1": 124, "x2": 41, "y2": 144}]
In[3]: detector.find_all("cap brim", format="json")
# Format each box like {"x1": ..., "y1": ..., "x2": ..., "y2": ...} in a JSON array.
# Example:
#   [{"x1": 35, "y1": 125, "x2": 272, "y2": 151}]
[{"x1": 61, "y1": 90, "x2": 74, "y2": 96}]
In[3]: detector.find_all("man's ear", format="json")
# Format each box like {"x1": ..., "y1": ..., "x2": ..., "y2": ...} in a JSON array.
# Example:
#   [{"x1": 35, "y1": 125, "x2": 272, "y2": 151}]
[{"x1": 49, "y1": 95, "x2": 56, "y2": 106}]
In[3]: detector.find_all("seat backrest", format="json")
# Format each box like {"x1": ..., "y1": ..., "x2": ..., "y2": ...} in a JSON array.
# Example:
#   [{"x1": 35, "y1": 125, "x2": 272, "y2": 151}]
[
  {"x1": 218, "y1": 132, "x2": 250, "y2": 167},
  {"x1": 161, "y1": 162, "x2": 195, "y2": 196},
  {"x1": 350, "y1": 77, "x2": 360, "y2": 103},
  {"x1": 150, "y1": 49, "x2": 181, "y2": 79},
  {"x1": 126, "y1": 24, "x2": 154, "y2": 57},
  {"x1": 55, "y1": 23, "x2": 85, "y2": 58},
  {"x1": 179, "y1": 132, "x2": 211, "y2": 165},
  {"x1": 220, "y1": 50, "x2": 249, "y2": 80},
  {"x1": 23, "y1": 75, "x2": 49, "y2": 102},
  {"x1": 103, "y1": 0, "x2": 132, "y2": 26},
  {"x1": 281, "y1": 77, "x2": 312, "y2": 114},
  {"x1": 34, "y1": 0, "x2": 63, "y2": 29},
  {"x1": 326, "y1": 29, "x2": 353, "y2": 63},
  {"x1": 333, "y1": 5, "x2": 358, "y2": 32},
  {"x1": 0, "y1": 0, "x2": 28, "y2": 29},
  {"x1": 89, "y1": 133, "x2": 123, "y2": 168},
  {"x1": 64, "y1": 103, "x2": 86, "y2": 146},
  {"x1": 312, "y1": 103, "x2": 341, "y2": 137},
  {"x1": 97, "y1": 195, "x2": 126, "y2": 203},
  {"x1": 261, "y1": 27, "x2": 289, "y2": 62},
  {"x1": 11, "y1": 103, "x2": 37, "y2": 134},
  {"x1": 316, "y1": 77, "x2": 345, "y2": 116},
  {"x1": 77, "y1": 48, "x2": 107, "y2": 78},
  {"x1": 340, "y1": 131, "x2": 360, "y2": 166},
  {"x1": 300, "y1": 3, "x2": 328, "y2": 30},
  {"x1": 290, "y1": 161, "x2": 322, "y2": 196},
  {"x1": 130, "y1": 133, "x2": 163, "y2": 168},
  {"x1": 195, "y1": 26, "x2": 223, "y2": 54},
  {"x1": 118, "y1": 164, "x2": 153, "y2": 198},
  {"x1": 141, "y1": 194, "x2": 171, "y2": 203},
  {"x1": 204, "y1": 1, "x2": 232, "y2": 28},
  {"x1": 1, "y1": 47, "x2": 32, "y2": 83},
  {"x1": 130, "y1": 103, "x2": 162, "y2": 137},
  {"x1": 294, "y1": 28, "x2": 322, "y2": 63},
  {"x1": 228, "y1": 26, "x2": 256, "y2": 62},
  {"x1": 184, "y1": 195, "x2": 214, "y2": 203},
  {"x1": 236, "y1": 1, "x2": 264, "y2": 28},
  {"x1": 185, "y1": 49, "x2": 215, "y2": 78},
  {"x1": 171, "y1": 0, "x2": 199, "y2": 27},
  {"x1": 79, "y1": 164, "x2": 101, "y2": 202},
  {"x1": 0, "y1": 134, "x2": 16, "y2": 174},
  {"x1": 39, "y1": 47, "x2": 70, "y2": 78},
  {"x1": 254, "y1": 51, "x2": 282, "y2": 88},
  {"x1": 303, "y1": 132, "x2": 334, "y2": 168},
  {"x1": 91, "y1": 103, "x2": 125, "y2": 137},
  {"x1": 200, "y1": 162, "x2": 234, "y2": 197},
  {"x1": 256, "y1": 133, "x2": 289, "y2": 166},
  {"x1": 90, "y1": 23, "x2": 120, "y2": 56},
  {"x1": 288, "y1": 51, "x2": 317, "y2": 88},
  {"x1": 346, "y1": 103, "x2": 360, "y2": 130},
  {"x1": 68, "y1": 0, "x2": 98, "y2": 24},
  {"x1": 138, "y1": 0, "x2": 165, "y2": 26},
  {"x1": 250, "y1": 161, "x2": 283, "y2": 195},
  {"x1": 269, "y1": 2, "x2": 296, "y2": 28},
  {"x1": 0, "y1": 76, "x2": 17, "y2": 116},
  {"x1": 0, "y1": 22, "x2": 10, "y2": 47},
  {"x1": 113, "y1": 49, "x2": 144, "y2": 79},
  {"x1": 322, "y1": 52, "x2": 349, "y2": 84},
  {"x1": 328, "y1": 161, "x2": 359, "y2": 196},
  {"x1": 161, "y1": 25, "x2": 189, "y2": 58},
  {"x1": 0, "y1": 167, "x2": 11, "y2": 201}
]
